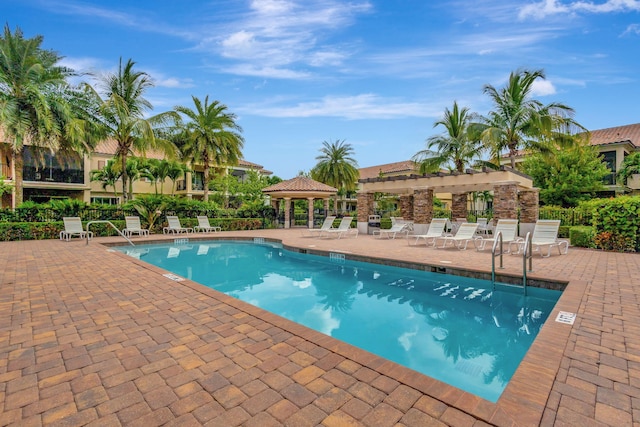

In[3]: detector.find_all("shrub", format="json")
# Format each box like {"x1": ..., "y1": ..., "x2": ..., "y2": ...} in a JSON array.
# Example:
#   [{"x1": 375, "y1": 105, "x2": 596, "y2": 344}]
[
  {"x1": 591, "y1": 196, "x2": 640, "y2": 252},
  {"x1": 569, "y1": 226, "x2": 595, "y2": 248},
  {"x1": 593, "y1": 231, "x2": 636, "y2": 252}
]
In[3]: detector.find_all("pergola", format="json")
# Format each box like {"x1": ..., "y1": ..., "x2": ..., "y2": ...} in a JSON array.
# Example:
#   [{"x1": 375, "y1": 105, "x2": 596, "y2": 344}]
[
  {"x1": 262, "y1": 176, "x2": 338, "y2": 229},
  {"x1": 356, "y1": 167, "x2": 539, "y2": 236}
]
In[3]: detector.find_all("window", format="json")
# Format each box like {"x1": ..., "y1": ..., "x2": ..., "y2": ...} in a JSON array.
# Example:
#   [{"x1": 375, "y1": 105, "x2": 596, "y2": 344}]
[
  {"x1": 91, "y1": 197, "x2": 119, "y2": 205},
  {"x1": 600, "y1": 151, "x2": 616, "y2": 185}
]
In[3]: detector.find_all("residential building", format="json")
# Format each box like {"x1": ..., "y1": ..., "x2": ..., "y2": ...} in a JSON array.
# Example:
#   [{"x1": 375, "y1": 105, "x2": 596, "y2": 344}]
[{"x1": 0, "y1": 137, "x2": 271, "y2": 208}]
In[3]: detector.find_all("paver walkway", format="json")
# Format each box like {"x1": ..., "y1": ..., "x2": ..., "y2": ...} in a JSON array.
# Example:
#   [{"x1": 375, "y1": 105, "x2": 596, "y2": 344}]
[{"x1": 1, "y1": 229, "x2": 639, "y2": 426}]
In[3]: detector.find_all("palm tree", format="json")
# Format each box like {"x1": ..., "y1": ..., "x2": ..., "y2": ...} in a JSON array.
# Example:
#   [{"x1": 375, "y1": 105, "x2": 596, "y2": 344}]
[
  {"x1": 412, "y1": 101, "x2": 481, "y2": 173},
  {"x1": 88, "y1": 58, "x2": 177, "y2": 202},
  {"x1": 477, "y1": 69, "x2": 587, "y2": 169},
  {"x1": 310, "y1": 139, "x2": 359, "y2": 213},
  {"x1": 90, "y1": 159, "x2": 121, "y2": 197},
  {"x1": 174, "y1": 96, "x2": 244, "y2": 202},
  {"x1": 0, "y1": 25, "x2": 98, "y2": 206},
  {"x1": 166, "y1": 160, "x2": 187, "y2": 195}
]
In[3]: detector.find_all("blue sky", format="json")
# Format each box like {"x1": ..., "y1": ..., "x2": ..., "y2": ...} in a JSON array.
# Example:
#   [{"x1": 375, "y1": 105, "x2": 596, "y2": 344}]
[{"x1": 5, "y1": 0, "x2": 640, "y2": 178}]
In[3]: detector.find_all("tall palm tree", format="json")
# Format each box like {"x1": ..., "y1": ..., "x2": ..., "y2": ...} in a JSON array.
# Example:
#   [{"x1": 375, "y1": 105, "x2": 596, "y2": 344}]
[
  {"x1": 0, "y1": 25, "x2": 97, "y2": 206},
  {"x1": 88, "y1": 58, "x2": 177, "y2": 202},
  {"x1": 412, "y1": 101, "x2": 481, "y2": 173},
  {"x1": 477, "y1": 68, "x2": 586, "y2": 168},
  {"x1": 174, "y1": 95, "x2": 244, "y2": 202},
  {"x1": 310, "y1": 139, "x2": 359, "y2": 213}
]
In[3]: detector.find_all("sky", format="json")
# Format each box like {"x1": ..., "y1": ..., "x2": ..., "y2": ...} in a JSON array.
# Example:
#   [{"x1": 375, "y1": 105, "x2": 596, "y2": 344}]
[{"x1": 4, "y1": 0, "x2": 640, "y2": 179}]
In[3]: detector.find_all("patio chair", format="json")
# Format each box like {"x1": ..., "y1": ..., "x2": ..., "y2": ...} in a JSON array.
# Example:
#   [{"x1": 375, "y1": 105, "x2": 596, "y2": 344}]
[
  {"x1": 194, "y1": 216, "x2": 221, "y2": 233},
  {"x1": 373, "y1": 222, "x2": 410, "y2": 239},
  {"x1": 511, "y1": 220, "x2": 568, "y2": 257},
  {"x1": 322, "y1": 216, "x2": 358, "y2": 239},
  {"x1": 303, "y1": 216, "x2": 336, "y2": 237},
  {"x1": 434, "y1": 223, "x2": 480, "y2": 250},
  {"x1": 60, "y1": 217, "x2": 93, "y2": 241},
  {"x1": 123, "y1": 216, "x2": 150, "y2": 237},
  {"x1": 410, "y1": 218, "x2": 448, "y2": 246},
  {"x1": 475, "y1": 219, "x2": 519, "y2": 251},
  {"x1": 163, "y1": 216, "x2": 193, "y2": 234},
  {"x1": 476, "y1": 218, "x2": 490, "y2": 235}
]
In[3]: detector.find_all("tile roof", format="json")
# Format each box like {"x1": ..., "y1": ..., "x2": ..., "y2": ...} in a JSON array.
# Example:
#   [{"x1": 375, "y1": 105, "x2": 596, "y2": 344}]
[
  {"x1": 94, "y1": 139, "x2": 266, "y2": 169},
  {"x1": 358, "y1": 160, "x2": 418, "y2": 180},
  {"x1": 262, "y1": 176, "x2": 337, "y2": 193},
  {"x1": 587, "y1": 123, "x2": 640, "y2": 148}
]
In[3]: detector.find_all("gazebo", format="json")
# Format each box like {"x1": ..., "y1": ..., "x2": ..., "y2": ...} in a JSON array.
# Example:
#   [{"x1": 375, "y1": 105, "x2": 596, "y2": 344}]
[{"x1": 262, "y1": 176, "x2": 338, "y2": 229}]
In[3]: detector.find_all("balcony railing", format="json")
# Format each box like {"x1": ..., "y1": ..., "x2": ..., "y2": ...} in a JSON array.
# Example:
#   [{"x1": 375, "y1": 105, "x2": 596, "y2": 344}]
[{"x1": 23, "y1": 166, "x2": 84, "y2": 184}]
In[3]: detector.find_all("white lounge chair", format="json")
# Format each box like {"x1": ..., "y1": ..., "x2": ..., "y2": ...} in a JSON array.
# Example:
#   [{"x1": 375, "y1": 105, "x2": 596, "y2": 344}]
[
  {"x1": 60, "y1": 217, "x2": 93, "y2": 241},
  {"x1": 303, "y1": 216, "x2": 336, "y2": 237},
  {"x1": 434, "y1": 223, "x2": 479, "y2": 250},
  {"x1": 373, "y1": 223, "x2": 410, "y2": 239},
  {"x1": 123, "y1": 216, "x2": 149, "y2": 237},
  {"x1": 322, "y1": 216, "x2": 358, "y2": 239},
  {"x1": 194, "y1": 216, "x2": 221, "y2": 233},
  {"x1": 511, "y1": 220, "x2": 568, "y2": 257},
  {"x1": 163, "y1": 216, "x2": 193, "y2": 234},
  {"x1": 410, "y1": 218, "x2": 448, "y2": 246},
  {"x1": 476, "y1": 218, "x2": 490, "y2": 235},
  {"x1": 475, "y1": 219, "x2": 519, "y2": 251}
]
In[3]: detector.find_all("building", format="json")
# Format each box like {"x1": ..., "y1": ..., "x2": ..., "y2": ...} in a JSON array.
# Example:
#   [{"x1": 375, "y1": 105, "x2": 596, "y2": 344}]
[{"x1": 0, "y1": 137, "x2": 271, "y2": 208}]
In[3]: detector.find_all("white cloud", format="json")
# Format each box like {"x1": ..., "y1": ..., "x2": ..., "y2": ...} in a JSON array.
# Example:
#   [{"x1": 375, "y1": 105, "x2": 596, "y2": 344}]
[
  {"x1": 530, "y1": 79, "x2": 557, "y2": 96},
  {"x1": 241, "y1": 94, "x2": 436, "y2": 119},
  {"x1": 622, "y1": 23, "x2": 640, "y2": 35},
  {"x1": 519, "y1": 0, "x2": 640, "y2": 20}
]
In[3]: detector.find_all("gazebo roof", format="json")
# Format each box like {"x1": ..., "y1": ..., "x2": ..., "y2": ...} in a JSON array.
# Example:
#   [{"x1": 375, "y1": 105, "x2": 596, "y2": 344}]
[{"x1": 262, "y1": 176, "x2": 337, "y2": 198}]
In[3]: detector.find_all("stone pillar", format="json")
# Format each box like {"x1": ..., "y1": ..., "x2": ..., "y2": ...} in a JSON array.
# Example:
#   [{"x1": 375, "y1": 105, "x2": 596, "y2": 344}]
[
  {"x1": 307, "y1": 198, "x2": 315, "y2": 228},
  {"x1": 492, "y1": 183, "x2": 519, "y2": 223},
  {"x1": 284, "y1": 198, "x2": 292, "y2": 229},
  {"x1": 413, "y1": 188, "x2": 433, "y2": 235},
  {"x1": 518, "y1": 188, "x2": 540, "y2": 237},
  {"x1": 399, "y1": 194, "x2": 414, "y2": 220},
  {"x1": 451, "y1": 193, "x2": 468, "y2": 220},
  {"x1": 324, "y1": 199, "x2": 330, "y2": 216},
  {"x1": 356, "y1": 192, "x2": 375, "y2": 235}
]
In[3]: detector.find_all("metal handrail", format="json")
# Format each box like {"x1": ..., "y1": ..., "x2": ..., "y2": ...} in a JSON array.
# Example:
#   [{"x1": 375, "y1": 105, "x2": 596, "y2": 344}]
[
  {"x1": 522, "y1": 231, "x2": 533, "y2": 295},
  {"x1": 86, "y1": 220, "x2": 134, "y2": 246},
  {"x1": 491, "y1": 231, "x2": 503, "y2": 289}
]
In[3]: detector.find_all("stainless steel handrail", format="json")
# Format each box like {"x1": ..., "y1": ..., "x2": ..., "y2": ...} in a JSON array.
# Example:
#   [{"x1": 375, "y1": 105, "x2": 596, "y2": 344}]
[
  {"x1": 522, "y1": 231, "x2": 533, "y2": 295},
  {"x1": 491, "y1": 231, "x2": 503, "y2": 290},
  {"x1": 86, "y1": 220, "x2": 134, "y2": 246}
]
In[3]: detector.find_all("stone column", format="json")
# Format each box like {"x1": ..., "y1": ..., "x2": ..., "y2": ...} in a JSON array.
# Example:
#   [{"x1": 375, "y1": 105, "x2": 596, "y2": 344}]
[
  {"x1": 518, "y1": 188, "x2": 540, "y2": 237},
  {"x1": 307, "y1": 198, "x2": 315, "y2": 228},
  {"x1": 413, "y1": 188, "x2": 433, "y2": 235},
  {"x1": 451, "y1": 192, "x2": 468, "y2": 220},
  {"x1": 283, "y1": 197, "x2": 292, "y2": 229},
  {"x1": 324, "y1": 199, "x2": 330, "y2": 216},
  {"x1": 399, "y1": 194, "x2": 414, "y2": 220},
  {"x1": 492, "y1": 182, "x2": 519, "y2": 223},
  {"x1": 356, "y1": 192, "x2": 375, "y2": 235}
]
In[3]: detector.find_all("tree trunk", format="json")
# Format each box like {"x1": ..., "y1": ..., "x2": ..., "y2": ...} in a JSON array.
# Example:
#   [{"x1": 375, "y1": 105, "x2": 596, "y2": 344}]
[
  {"x1": 121, "y1": 153, "x2": 129, "y2": 203},
  {"x1": 12, "y1": 150, "x2": 23, "y2": 207},
  {"x1": 203, "y1": 156, "x2": 210, "y2": 202}
]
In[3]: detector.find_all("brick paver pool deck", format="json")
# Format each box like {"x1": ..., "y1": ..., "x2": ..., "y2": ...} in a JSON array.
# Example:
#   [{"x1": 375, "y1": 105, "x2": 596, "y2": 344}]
[{"x1": 1, "y1": 229, "x2": 639, "y2": 426}]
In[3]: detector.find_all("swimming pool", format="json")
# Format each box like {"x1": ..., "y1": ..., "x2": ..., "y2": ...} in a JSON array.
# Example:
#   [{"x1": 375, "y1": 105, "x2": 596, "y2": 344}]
[{"x1": 119, "y1": 240, "x2": 561, "y2": 402}]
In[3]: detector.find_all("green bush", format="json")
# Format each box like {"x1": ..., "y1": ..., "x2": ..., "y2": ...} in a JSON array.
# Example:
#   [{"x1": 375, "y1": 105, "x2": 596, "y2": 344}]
[
  {"x1": 558, "y1": 226, "x2": 570, "y2": 238},
  {"x1": 569, "y1": 226, "x2": 595, "y2": 248},
  {"x1": 0, "y1": 220, "x2": 125, "y2": 241},
  {"x1": 591, "y1": 196, "x2": 640, "y2": 252}
]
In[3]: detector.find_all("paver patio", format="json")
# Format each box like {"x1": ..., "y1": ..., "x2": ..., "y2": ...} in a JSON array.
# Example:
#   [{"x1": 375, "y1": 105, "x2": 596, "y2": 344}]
[{"x1": 1, "y1": 229, "x2": 639, "y2": 426}]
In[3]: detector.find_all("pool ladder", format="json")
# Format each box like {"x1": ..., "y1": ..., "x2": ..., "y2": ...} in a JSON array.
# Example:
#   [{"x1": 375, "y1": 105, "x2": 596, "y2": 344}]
[
  {"x1": 491, "y1": 231, "x2": 533, "y2": 295},
  {"x1": 85, "y1": 220, "x2": 135, "y2": 246}
]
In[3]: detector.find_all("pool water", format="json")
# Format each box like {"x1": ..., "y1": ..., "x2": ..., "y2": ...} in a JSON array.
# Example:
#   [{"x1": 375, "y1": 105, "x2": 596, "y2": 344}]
[{"x1": 119, "y1": 240, "x2": 561, "y2": 402}]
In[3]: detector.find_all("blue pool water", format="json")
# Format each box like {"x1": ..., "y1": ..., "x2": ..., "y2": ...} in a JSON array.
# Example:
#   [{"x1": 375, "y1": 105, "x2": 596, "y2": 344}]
[{"x1": 119, "y1": 240, "x2": 561, "y2": 402}]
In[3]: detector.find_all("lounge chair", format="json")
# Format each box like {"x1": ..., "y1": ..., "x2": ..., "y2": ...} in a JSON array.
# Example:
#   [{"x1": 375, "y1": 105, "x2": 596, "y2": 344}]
[
  {"x1": 163, "y1": 216, "x2": 193, "y2": 234},
  {"x1": 373, "y1": 223, "x2": 410, "y2": 239},
  {"x1": 476, "y1": 218, "x2": 490, "y2": 235},
  {"x1": 434, "y1": 223, "x2": 479, "y2": 250},
  {"x1": 303, "y1": 216, "x2": 336, "y2": 237},
  {"x1": 511, "y1": 220, "x2": 568, "y2": 257},
  {"x1": 123, "y1": 216, "x2": 150, "y2": 237},
  {"x1": 475, "y1": 219, "x2": 519, "y2": 251},
  {"x1": 60, "y1": 217, "x2": 93, "y2": 241},
  {"x1": 410, "y1": 218, "x2": 448, "y2": 246},
  {"x1": 194, "y1": 216, "x2": 221, "y2": 233},
  {"x1": 322, "y1": 216, "x2": 358, "y2": 239}
]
